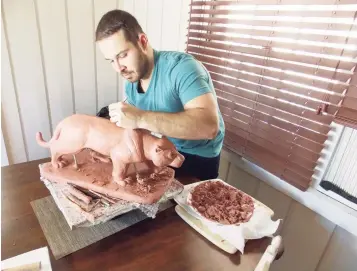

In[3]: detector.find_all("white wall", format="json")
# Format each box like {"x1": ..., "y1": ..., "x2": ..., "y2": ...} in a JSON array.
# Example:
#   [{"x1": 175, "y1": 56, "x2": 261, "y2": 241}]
[
  {"x1": 1, "y1": 0, "x2": 191, "y2": 165},
  {"x1": 1, "y1": 130, "x2": 9, "y2": 166}
]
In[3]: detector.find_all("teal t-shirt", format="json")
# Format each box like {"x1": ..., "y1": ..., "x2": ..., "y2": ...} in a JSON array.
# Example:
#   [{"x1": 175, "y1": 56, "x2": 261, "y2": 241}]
[{"x1": 125, "y1": 50, "x2": 225, "y2": 158}]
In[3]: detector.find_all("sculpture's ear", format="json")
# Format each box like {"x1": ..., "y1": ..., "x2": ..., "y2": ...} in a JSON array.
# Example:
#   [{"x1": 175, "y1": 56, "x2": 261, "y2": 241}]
[
  {"x1": 167, "y1": 150, "x2": 174, "y2": 159},
  {"x1": 155, "y1": 146, "x2": 163, "y2": 153}
]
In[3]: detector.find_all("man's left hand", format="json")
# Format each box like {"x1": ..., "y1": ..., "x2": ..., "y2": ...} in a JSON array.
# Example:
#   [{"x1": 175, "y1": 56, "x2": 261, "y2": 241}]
[{"x1": 108, "y1": 102, "x2": 144, "y2": 129}]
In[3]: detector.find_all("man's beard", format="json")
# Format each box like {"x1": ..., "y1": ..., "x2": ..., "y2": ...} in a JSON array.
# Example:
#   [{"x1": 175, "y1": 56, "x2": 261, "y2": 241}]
[{"x1": 122, "y1": 51, "x2": 149, "y2": 83}]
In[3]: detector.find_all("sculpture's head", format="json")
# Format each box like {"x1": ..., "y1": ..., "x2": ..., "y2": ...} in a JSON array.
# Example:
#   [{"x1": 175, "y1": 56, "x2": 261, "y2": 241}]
[{"x1": 150, "y1": 137, "x2": 185, "y2": 168}]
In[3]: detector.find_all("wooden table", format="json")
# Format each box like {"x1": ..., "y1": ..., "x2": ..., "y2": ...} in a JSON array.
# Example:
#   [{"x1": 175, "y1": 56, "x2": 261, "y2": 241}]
[{"x1": 2, "y1": 159, "x2": 276, "y2": 271}]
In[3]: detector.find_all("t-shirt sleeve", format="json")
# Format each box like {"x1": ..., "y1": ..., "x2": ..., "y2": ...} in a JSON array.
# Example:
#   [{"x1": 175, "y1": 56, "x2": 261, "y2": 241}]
[{"x1": 171, "y1": 56, "x2": 213, "y2": 105}]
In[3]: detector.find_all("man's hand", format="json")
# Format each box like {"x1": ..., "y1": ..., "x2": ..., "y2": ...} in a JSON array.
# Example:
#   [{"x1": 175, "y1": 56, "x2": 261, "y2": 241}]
[
  {"x1": 109, "y1": 102, "x2": 144, "y2": 129},
  {"x1": 109, "y1": 93, "x2": 219, "y2": 140}
]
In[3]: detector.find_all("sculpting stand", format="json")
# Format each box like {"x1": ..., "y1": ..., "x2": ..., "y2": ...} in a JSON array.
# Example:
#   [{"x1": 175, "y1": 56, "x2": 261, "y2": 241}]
[
  {"x1": 38, "y1": 150, "x2": 184, "y2": 228},
  {"x1": 41, "y1": 176, "x2": 184, "y2": 229}
]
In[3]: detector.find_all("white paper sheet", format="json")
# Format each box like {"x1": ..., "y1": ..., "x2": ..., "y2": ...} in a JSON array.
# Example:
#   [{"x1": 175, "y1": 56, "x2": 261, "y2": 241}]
[
  {"x1": 1, "y1": 247, "x2": 52, "y2": 271},
  {"x1": 174, "y1": 179, "x2": 281, "y2": 254}
]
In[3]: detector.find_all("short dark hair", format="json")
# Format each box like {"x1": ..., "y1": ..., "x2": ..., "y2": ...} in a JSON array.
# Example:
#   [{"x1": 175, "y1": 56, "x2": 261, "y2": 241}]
[{"x1": 95, "y1": 9, "x2": 144, "y2": 43}]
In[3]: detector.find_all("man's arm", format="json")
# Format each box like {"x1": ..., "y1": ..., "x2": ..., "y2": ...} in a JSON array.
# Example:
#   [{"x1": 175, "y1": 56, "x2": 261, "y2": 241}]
[
  {"x1": 110, "y1": 56, "x2": 220, "y2": 139},
  {"x1": 138, "y1": 92, "x2": 219, "y2": 140}
]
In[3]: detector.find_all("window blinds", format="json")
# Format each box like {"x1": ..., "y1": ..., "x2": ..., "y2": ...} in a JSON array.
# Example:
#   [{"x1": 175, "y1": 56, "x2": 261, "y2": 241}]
[
  {"x1": 186, "y1": 0, "x2": 357, "y2": 190},
  {"x1": 335, "y1": 71, "x2": 357, "y2": 128}
]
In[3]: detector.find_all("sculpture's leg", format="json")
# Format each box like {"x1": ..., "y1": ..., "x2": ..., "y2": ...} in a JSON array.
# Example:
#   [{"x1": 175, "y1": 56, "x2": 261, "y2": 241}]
[
  {"x1": 153, "y1": 166, "x2": 162, "y2": 173},
  {"x1": 72, "y1": 154, "x2": 78, "y2": 169},
  {"x1": 51, "y1": 152, "x2": 66, "y2": 169},
  {"x1": 51, "y1": 152, "x2": 60, "y2": 169},
  {"x1": 111, "y1": 158, "x2": 128, "y2": 186},
  {"x1": 145, "y1": 160, "x2": 162, "y2": 173},
  {"x1": 59, "y1": 159, "x2": 67, "y2": 168}
]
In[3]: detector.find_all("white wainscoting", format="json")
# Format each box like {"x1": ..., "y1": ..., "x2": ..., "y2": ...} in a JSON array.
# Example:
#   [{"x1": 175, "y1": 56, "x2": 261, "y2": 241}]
[{"x1": 1, "y1": 0, "x2": 191, "y2": 165}]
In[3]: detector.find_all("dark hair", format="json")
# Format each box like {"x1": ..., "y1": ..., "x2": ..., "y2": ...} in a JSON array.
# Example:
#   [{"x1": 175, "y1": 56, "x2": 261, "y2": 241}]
[{"x1": 95, "y1": 9, "x2": 144, "y2": 43}]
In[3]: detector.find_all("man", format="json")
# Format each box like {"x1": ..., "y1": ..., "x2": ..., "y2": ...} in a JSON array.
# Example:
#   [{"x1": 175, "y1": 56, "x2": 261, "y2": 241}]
[{"x1": 95, "y1": 9, "x2": 225, "y2": 180}]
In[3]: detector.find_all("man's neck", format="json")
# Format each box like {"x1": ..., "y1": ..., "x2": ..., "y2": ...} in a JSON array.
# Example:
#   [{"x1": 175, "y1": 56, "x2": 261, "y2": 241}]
[{"x1": 140, "y1": 47, "x2": 155, "y2": 92}]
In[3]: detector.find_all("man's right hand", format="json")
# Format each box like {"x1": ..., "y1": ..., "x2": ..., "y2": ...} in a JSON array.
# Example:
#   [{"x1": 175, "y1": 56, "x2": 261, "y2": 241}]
[{"x1": 108, "y1": 102, "x2": 144, "y2": 129}]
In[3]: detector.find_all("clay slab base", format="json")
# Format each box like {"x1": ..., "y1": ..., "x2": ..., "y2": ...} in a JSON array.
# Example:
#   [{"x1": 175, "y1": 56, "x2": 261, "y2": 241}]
[{"x1": 39, "y1": 149, "x2": 175, "y2": 204}]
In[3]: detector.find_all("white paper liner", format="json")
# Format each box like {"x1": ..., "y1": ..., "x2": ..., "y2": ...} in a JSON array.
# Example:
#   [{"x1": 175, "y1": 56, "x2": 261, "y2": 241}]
[{"x1": 174, "y1": 179, "x2": 281, "y2": 254}]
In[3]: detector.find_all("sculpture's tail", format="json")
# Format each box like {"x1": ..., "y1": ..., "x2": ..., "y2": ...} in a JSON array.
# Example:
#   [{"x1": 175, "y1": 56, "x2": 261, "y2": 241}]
[
  {"x1": 36, "y1": 132, "x2": 50, "y2": 148},
  {"x1": 36, "y1": 127, "x2": 61, "y2": 148}
]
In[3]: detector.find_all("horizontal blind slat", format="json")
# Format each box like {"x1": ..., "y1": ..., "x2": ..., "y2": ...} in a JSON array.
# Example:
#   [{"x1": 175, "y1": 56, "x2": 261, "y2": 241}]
[
  {"x1": 202, "y1": 62, "x2": 343, "y2": 113},
  {"x1": 188, "y1": 26, "x2": 357, "y2": 50},
  {"x1": 220, "y1": 108, "x2": 325, "y2": 153},
  {"x1": 220, "y1": 104, "x2": 327, "y2": 146},
  {"x1": 220, "y1": 103, "x2": 327, "y2": 143},
  {"x1": 224, "y1": 121, "x2": 318, "y2": 171},
  {"x1": 187, "y1": 32, "x2": 356, "y2": 73},
  {"x1": 342, "y1": 96, "x2": 357, "y2": 110},
  {"x1": 187, "y1": 28, "x2": 356, "y2": 54},
  {"x1": 218, "y1": 97, "x2": 331, "y2": 135},
  {"x1": 224, "y1": 134, "x2": 311, "y2": 190},
  {"x1": 187, "y1": 37, "x2": 354, "y2": 82},
  {"x1": 188, "y1": 27, "x2": 357, "y2": 69},
  {"x1": 209, "y1": 71, "x2": 340, "y2": 114},
  {"x1": 191, "y1": 1, "x2": 356, "y2": 10},
  {"x1": 189, "y1": 20, "x2": 356, "y2": 41},
  {"x1": 188, "y1": 45, "x2": 349, "y2": 94},
  {"x1": 190, "y1": 52, "x2": 347, "y2": 104},
  {"x1": 218, "y1": 96, "x2": 331, "y2": 134},
  {"x1": 190, "y1": 16, "x2": 357, "y2": 30},
  {"x1": 346, "y1": 86, "x2": 357, "y2": 98},
  {"x1": 224, "y1": 130, "x2": 314, "y2": 178},
  {"x1": 190, "y1": 4, "x2": 357, "y2": 15},
  {"x1": 224, "y1": 140, "x2": 308, "y2": 190},
  {"x1": 336, "y1": 72, "x2": 357, "y2": 128},
  {"x1": 214, "y1": 81, "x2": 334, "y2": 124}
]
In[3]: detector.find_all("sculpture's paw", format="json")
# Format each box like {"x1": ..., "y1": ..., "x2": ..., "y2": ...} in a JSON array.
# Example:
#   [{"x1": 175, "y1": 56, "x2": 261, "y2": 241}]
[
  {"x1": 99, "y1": 157, "x2": 111, "y2": 163},
  {"x1": 153, "y1": 166, "x2": 163, "y2": 173},
  {"x1": 52, "y1": 162, "x2": 60, "y2": 169},
  {"x1": 58, "y1": 160, "x2": 68, "y2": 168},
  {"x1": 124, "y1": 176, "x2": 134, "y2": 185},
  {"x1": 113, "y1": 176, "x2": 127, "y2": 187},
  {"x1": 150, "y1": 172, "x2": 159, "y2": 179},
  {"x1": 136, "y1": 174, "x2": 146, "y2": 185},
  {"x1": 91, "y1": 157, "x2": 97, "y2": 163},
  {"x1": 93, "y1": 157, "x2": 111, "y2": 163},
  {"x1": 52, "y1": 160, "x2": 67, "y2": 169},
  {"x1": 117, "y1": 180, "x2": 127, "y2": 186}
]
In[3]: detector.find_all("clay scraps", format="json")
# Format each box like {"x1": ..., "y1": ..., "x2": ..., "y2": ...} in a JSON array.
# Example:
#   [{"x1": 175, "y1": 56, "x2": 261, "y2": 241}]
[{"x1": 188, "y1": 181, "x2": 255, "y2": 225}]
